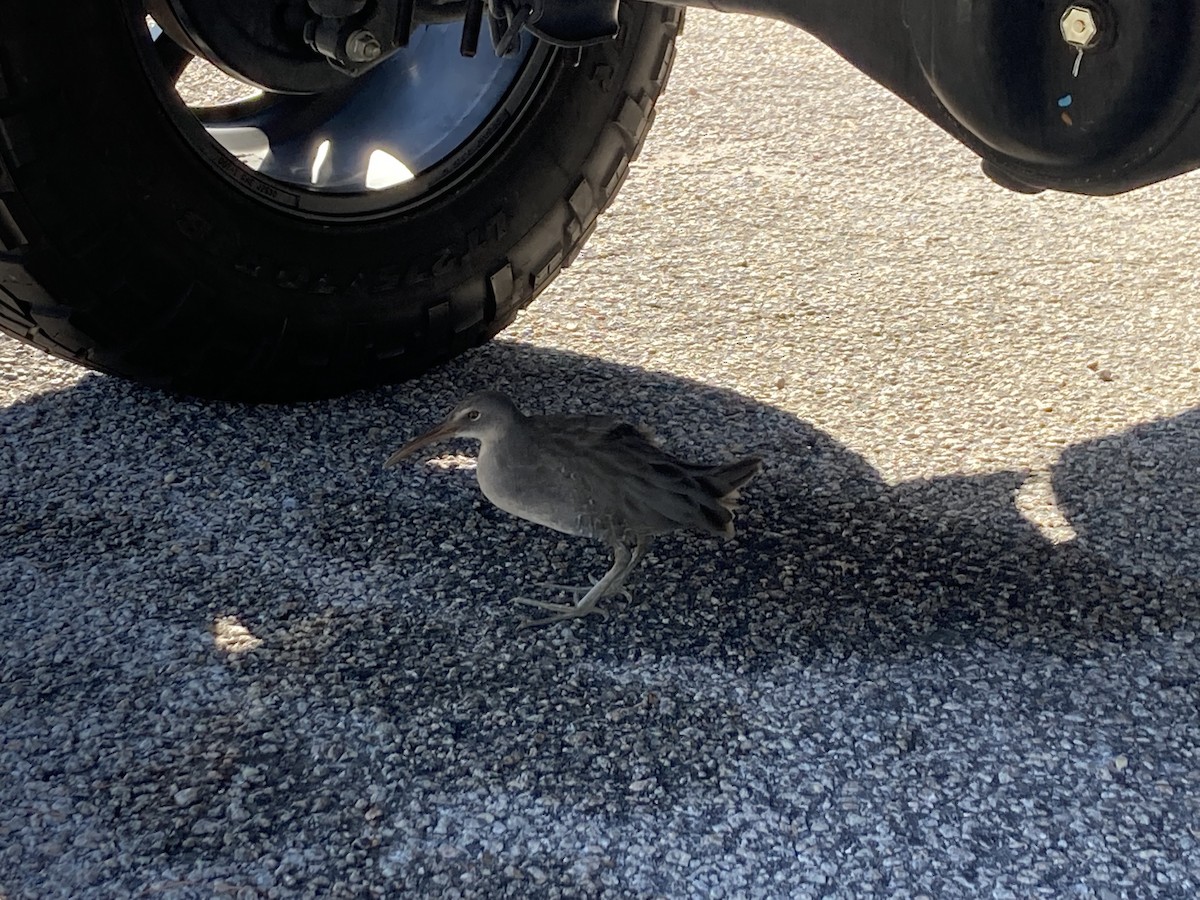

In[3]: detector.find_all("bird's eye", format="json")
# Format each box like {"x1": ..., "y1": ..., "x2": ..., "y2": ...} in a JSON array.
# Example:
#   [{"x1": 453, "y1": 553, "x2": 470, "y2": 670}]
[{"x1": 466, "y1": 410, "x2": 481, "y2": 421}]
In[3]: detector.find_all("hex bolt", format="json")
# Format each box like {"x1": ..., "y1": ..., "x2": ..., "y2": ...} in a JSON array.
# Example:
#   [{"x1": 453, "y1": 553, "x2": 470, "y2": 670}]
[
  {"x1": 344, "y1": 29, "x2": 382, "y2": 63},
  {"x1": 1060, "y1": 6, "x2": 1099, "y2": 48}
]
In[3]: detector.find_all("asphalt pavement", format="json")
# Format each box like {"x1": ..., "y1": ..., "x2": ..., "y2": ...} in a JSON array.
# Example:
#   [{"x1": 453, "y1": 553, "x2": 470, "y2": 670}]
[{"x1": 3, "y1": 10, "x2": 1199, "y2": 898}]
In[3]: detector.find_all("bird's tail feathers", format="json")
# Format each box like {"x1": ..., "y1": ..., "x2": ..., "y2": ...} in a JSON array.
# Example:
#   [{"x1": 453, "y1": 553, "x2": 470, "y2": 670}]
[
  {"x1": 705, "y1": 456, "x2": 763, "y2": 501},
  {"x1": 697, "y1": 456, "x2": 762, "y2": 537}
]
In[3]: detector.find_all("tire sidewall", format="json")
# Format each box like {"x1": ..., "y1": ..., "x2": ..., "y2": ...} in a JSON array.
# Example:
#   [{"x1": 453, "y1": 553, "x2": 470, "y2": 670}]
[{"x1": 0, "y1": 1, "x2": 679, "y2": 396}]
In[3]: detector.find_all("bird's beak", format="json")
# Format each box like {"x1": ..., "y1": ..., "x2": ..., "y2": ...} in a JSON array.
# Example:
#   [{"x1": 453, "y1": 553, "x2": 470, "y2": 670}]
[{"x1": 383, "y1": 419, "x2": 461, "y2": 468}]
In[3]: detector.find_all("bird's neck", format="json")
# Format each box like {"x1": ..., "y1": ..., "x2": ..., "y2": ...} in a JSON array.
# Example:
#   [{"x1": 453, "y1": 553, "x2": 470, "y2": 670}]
[{"x1": 474, "y1": 419, "x2": 525, "y2": 468}]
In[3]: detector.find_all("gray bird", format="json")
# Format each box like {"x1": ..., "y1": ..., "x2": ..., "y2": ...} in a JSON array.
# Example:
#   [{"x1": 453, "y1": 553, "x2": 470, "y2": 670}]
[{"x1": 384, "y1": 391, "x2": 762, "y2": 627}]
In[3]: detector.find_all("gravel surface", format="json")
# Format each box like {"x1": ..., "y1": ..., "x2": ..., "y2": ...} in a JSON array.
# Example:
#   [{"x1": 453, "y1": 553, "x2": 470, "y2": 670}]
[{"x1": 4, "y1": 10, "x2": 1200, "y2": 898}]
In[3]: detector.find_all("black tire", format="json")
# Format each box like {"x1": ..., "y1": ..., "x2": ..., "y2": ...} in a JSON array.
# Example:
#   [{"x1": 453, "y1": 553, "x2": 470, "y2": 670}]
[{"x1": 0, "y1": 2, "x2": 682, "y2": 400}]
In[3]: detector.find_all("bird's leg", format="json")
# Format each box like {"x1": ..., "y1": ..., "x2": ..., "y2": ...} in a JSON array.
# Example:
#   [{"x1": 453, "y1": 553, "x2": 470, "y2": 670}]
[
  {"x1": 626, "y1": 535, "x2": 652, "y2": 580},
  {"x1": 536, "y1": 574, "x2": 633, "y2": 603},
  {"x1": 601, "y1": 534, "x2": 652, "y2": 609},
  {"x1": 536, "y1": 536, "x2": 652, "y2": 603},
  {"x1": 514, "y1": 543, "x2": 633, "y2": 628}
]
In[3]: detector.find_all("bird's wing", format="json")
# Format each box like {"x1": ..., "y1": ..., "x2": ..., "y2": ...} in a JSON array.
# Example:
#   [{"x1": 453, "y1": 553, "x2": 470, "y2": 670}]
[
  {"x1": 540, "y1": 419, "x2": 737, "y2": 537},
  {"x1": 537, "y1": 414, "x2": 656, "y2": 442}
]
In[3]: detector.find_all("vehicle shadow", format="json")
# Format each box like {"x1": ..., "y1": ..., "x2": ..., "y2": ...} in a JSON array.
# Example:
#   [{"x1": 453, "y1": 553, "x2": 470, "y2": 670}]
[{"x1": 2, "y1": 341, "x2": 1198, "y2": 891}]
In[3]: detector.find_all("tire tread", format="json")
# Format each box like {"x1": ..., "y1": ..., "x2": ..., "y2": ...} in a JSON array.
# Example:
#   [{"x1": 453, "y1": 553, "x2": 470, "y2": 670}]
[{"x1": 0, "y1": 4, "x2": 685, "y2": 399}]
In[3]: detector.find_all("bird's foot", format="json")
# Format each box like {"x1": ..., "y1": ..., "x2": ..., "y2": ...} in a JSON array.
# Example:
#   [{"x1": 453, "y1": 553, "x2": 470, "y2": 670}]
[
  {"x1": 536, "y1": 580, "x2": 633, "y2": 603},
  {"x1": 512, "y1": 596, "x2": 608, "y2": 630}
]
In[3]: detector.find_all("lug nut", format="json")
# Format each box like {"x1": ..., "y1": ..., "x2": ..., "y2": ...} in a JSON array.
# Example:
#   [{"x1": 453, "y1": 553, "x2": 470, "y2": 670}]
[
  {"x1": 1060, "y1": 6, "x2": 1099, "y2": 48},
  {"x1": 345, "y1": 29, "x2": 382, "y2": 63}
]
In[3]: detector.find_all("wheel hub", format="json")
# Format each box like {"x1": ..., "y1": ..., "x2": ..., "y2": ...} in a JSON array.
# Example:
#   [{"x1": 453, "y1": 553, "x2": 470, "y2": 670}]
[{"x1": 146, "y1": 0, "x2": 625, "y2": 93}]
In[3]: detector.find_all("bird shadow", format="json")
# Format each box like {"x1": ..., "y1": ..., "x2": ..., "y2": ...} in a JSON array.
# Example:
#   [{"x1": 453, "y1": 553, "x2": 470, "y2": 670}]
[
  {"x1": 3, "y1": 338, "x2": 1198, "y2": 672},
  {"x1": 2, "y1": 338, "x2": 1199, "y2": 883}
]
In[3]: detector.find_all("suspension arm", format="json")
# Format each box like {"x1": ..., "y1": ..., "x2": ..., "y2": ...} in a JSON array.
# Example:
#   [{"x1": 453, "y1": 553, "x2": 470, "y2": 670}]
[{"x1": 652, "y1": 0, "x2": 1200, "y2": 196}]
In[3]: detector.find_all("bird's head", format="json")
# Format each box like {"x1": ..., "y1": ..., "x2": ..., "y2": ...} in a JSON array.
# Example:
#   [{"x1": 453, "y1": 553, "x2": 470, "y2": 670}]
[{"x1": 383, "y1": 390, "x2": 521, "y2": 468}]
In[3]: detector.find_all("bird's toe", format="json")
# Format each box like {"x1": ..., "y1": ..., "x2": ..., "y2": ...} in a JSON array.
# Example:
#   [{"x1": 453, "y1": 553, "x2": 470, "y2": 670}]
[
  {"x1": 535, "y1": 581, "x2": 592, "y2": 595},
  {"x1": 512, "y1": 596, "x2": 609, "y2": 629},
  {"x1": 537, "y1": 580, "x2": 633, "y2": 603}
]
